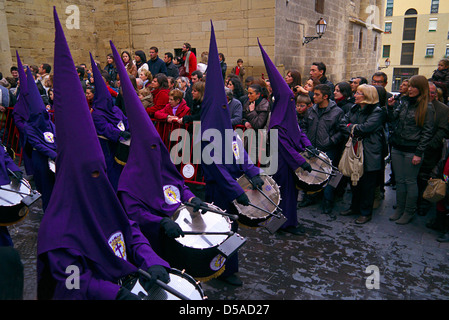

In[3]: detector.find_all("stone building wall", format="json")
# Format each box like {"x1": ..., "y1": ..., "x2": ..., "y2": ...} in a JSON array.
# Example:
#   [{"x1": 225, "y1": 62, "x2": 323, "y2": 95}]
[{"x1": 2, "y1": 0, "x2": 383, "y2": 85}]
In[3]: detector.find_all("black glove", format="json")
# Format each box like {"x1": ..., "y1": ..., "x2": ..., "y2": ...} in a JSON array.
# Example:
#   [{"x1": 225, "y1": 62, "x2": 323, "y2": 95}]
[
  {"x1": 119, "y1": 130, "x2": 131, "y2": 140},
  {"x1": 160, "y1": 217, "x2": 184, "y2": 238},
  {"x1": 145, "y1": 265, "x2": 170, "y2": 287},
  {"x1": 300, "y1": 161, "x2": 313, "y2": 173},
  {"x1": 249, "y1": 175, "x2": 264, "y2": 189},
  {"x1": 190, "y1": 197, "x2": 208, "y2": 214},
  {"x1": 236, "y1": 192, "x2": 250, "y2": 206},
  {"x1": 115, "y1": 287, "x2": 141, "y2": 300}
]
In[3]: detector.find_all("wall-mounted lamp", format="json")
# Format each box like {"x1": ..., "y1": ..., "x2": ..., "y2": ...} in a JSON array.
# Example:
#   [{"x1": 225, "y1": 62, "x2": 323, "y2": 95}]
[
  {"x1": 378, "y1": 58, "x2": 390, "y2": 70},
  {"x1": 303, "y1": 18, "x2": 327, "y2": 45}
]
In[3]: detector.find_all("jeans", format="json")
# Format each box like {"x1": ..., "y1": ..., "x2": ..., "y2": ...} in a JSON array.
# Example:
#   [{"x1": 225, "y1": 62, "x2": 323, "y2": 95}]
[{"x1": 391, "y1": 147, "x2": 423, "y2": 216}]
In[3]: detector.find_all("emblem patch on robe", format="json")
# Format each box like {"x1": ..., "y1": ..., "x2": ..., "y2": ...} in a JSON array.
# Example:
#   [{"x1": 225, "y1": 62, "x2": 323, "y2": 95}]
[
  {"x1": 43, "y1": 132, "x2": 55, "y2": 144},
  {"x1": 232, "y1": 141, "x2": 240, "y2": 160},
  {"x1": 108, "y1": 231, "x2": 127, "y2": 260},
  {"x1": 117, "y1": 121, "x2": 125, "y2": 131},
  {"x1": 163, "y1": 185, "x2": 181, "y2": 205}
]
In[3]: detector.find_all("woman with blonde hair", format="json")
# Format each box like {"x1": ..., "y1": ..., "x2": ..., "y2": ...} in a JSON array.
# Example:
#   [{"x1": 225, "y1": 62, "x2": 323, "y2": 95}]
[
  {"x1": 388, "y1": 75, "x2": 434, "y2": 224},
  {"x1": 340, "y1": 84, "x2": 385, "y2": 224}
]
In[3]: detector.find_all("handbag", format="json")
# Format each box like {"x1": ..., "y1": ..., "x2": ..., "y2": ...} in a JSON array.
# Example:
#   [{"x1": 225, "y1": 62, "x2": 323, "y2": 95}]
[
  {"x1": 338, "y1": 124, "x2": 364, "y2": 186},
  {"x1": 423, "y1": 178, "x2": 446, "y2": 203}
]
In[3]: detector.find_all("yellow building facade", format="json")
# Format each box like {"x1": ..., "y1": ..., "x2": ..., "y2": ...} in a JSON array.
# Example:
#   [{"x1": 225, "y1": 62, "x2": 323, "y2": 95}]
[{"x1": 380, "y1": 0, "x2": 449, "y2": 92}]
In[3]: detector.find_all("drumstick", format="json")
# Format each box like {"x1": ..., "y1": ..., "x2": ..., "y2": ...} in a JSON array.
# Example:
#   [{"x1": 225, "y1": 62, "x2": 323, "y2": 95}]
[
  {"x1": 255, "y1": 186, "x2": 283, "y2": 213},
  {"x1": 183, "y1": 202, "x2": 239, "y2": 221},
  {"x1": 137, "y1": 269, "x2": 191, "y2": 301},
  {"x1": 310, "y1": 168, "x2": 337, "y2": 176},
  {"x1": 7, "y1": 169, "x2": 35, "y2": 192},
  {"x1": 182, "y1": 231, "x2": 235, "y2": 236},
  {"x1": 305, "y1": 148, "x2": 339, "y2": 171}
]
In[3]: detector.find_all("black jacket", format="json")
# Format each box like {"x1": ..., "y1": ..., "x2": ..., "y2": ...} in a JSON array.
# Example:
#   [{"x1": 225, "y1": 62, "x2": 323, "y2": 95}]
[
  {"x1": 341, "y1": 104, "x2": 385, "y2": 172},
  {"x1": 302, "y1": 99, "x2": 344, "y2": 152},
  {"x1": 389, "y1": 97, "x2": 435, "y2": 158}
]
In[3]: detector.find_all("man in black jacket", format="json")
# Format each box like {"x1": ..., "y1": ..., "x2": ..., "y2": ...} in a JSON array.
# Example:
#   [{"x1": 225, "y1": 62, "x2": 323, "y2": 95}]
[
  {"x1": 164, "y1": 52, "x2": 179, "y2": 78},
  {"x1": 310, "y1": 62, "x2": 334, "y2": 100},
  {"x1": 299, "y1": 84, "x2": 344, "y2": 215}
]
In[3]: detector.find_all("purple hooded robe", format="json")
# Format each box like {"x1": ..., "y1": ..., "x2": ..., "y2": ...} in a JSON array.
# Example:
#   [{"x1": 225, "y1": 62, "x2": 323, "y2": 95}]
[
  {"x1": 36, "y1": 8, "x2": 169, "y2": 300},
  {"x1": 90, "y1": 52, "x2": 129, "y2": 190},
  {"x1": 258, "y1": 40, "x2": 311, "y2": 228},
  {"x1": 111, "y1": 41, "x2": 195, "y2": 253},
  {"x1": 199, "y1": 22, "x2": 261, "y2": 276}
]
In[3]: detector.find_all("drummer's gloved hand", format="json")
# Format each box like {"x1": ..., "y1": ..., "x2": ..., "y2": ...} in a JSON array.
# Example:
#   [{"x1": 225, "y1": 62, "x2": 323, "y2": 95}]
[
  {"x1": 146, "y1": 265, "x2": 170, "y2": 286},
  {"x1": 249, "y1": 174, "x2": 264, "y2": 189},
  {"x1": 300, "y1": 161, "x2": 313, "y2": 173},
  {"x1": 191, "y1": 197, "x2": 208, "y2": 214},
  {"x1": 115, "y1": 287, "x2": 141, "y2": 300},
  {"x1": 119, "y1": 130, "x2": 131, "y2": 140},
  {"x1": 10, "y1": 171, "x2": 23, "y2": 183},
  {"x1": 236, "y1": 192, "x2": 250, "y2": 206},
  {"x1": 161, "y1": 217, "x2": 185, "y2": 238}
]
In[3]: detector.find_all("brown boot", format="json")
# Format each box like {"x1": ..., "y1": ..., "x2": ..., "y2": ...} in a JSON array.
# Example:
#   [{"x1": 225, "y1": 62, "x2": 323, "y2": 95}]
[
  {"x1": 395, "y1": 211, "x2": 414, "y2": 225},
  {"x1": 389, "y1": 210, "x2": 403, "y2": 221}
]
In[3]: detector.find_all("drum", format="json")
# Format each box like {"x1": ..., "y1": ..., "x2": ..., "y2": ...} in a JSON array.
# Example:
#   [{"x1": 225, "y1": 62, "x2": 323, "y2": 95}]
[
  {"x1": 0, "y1": 179, "x2": 34, "y2": 226},
  {"x1": 295, "y1": 151, "x2": 333, "y2": 192},
  {"x1": 233, "y1": 175, "x2": 282, "y2": 228},
  {"x1": 126, "y1": 268, "x2": 206, "y2": 300},
  {"x1": 160, "y1": 203, "x2": 245, "y2": 281},
  {"x1": 114, "y1": 138, "x2": 131, "y2": 166}
]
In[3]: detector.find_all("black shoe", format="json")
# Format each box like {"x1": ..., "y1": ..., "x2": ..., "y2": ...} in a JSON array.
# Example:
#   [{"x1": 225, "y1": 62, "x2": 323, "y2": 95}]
[
  {"x1": 282, "y1": 225, "x2": 306, "y2": 235},
  {"x1": 340, "y1": 208, "x2": 357, "y2": 216},
  {"x1": 217, "y1": 274, "x2": 243, "y2": 286},
  {"x1": 437, "y1": 232, "x2": 449, "y2": 243},
  {"x1": 385, "y1": 179, "x2": 396, "y2": 187},
  {"x1": 297, "y1": 197, "x2": 315, "y2": 208},
  {"x1": 321, "y1": 199, "x2": 333, "y2": 215},
  {"x1": 355, "y1": 215, "x2": 372, "y2": 224}
]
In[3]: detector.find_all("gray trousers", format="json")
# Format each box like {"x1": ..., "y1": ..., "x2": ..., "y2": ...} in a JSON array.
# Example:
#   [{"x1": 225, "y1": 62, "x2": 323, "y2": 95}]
[{"x1": 391, "y1": 148, "x2": 423, "y2": 215}]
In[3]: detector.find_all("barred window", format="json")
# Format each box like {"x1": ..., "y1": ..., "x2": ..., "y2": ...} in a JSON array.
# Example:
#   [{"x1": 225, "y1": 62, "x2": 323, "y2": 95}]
[{"x1": 431, "y1": 0, "x2": 439, "y2": 14}]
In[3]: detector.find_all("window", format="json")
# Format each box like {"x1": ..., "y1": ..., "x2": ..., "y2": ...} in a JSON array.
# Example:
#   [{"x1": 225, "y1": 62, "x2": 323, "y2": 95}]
[
  {"x1": 425, "y1": 45, "x2": 435, "y2": 57},
  {"x1": 359, "y1": 30, "x2": 363, "y2": 50},
  {"x1": 383, "y1": 45, "x2": 391, "y2": 58},
  {"x1": 445, "y1": 45, "x2": 449, "y2": 58},
  {"x1": 429, "y1": 19, "x2": 438, "y2": 32},
  {"x1": 405, "y1": 8, "x2": 417, "y2": 15},
  {"x1": 315, "y1": 0, "x2": 324, "y2": 14},
  {"x1": 385, "y1": 22, "x2": 392, "y2": 33},
  {"x1": 401, "y1": 43, "x2": 415, "y2": 65},
  {"x1": 403, "y1": 17, "x2": 417, "y2": 41},
  {"x1": 386, "y1": 0, "x2": 393, "y2": 16},
  {"x1": 431, "y1": 0, "x2": 439, "y2": 14}
]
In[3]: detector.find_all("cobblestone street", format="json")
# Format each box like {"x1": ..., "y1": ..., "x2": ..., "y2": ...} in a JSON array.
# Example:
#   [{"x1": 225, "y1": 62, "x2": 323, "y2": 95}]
[{"x1": 10, "y1": 166, "x2": 449, "y2": 300}]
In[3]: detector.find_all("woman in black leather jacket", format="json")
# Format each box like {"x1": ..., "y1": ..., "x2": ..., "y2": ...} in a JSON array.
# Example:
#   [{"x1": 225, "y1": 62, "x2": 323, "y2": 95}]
[
  {"x1": 340, "y1": 84, "x2": 384, "y2": 224},
  {"x1": 388, "y1": 75, "x2": 434, "y2": 225}
]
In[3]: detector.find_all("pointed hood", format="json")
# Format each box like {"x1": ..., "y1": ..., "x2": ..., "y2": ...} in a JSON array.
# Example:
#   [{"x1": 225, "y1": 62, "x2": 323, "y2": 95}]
[
  {"x1": 23, "y1": 65, "x2": 56, "y2": 152},
  {"x1": 200, "y1": 21, "x2": 258, "y2": 171},
  {"x1": 258, "y1": 39, "x2": 302, "y2": 150},
  {"x1": 12, "y1": 51, "x2": 30, "y2": 123},
  {"x1": 112, "y1": 40, "x2": 188, "y2": 215},
  {"x1": 26, "y1": 67, "x2": 47, "y2": 117},
  {"x1": 37, "y1": 8, "x2": 140, "y2": 282},
  {"x1": 90, "y1": 52, "x2": 127, "y2": 130},
  {"x1": 201, "y1": 21, "x2": 233, "y2": 134}
]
